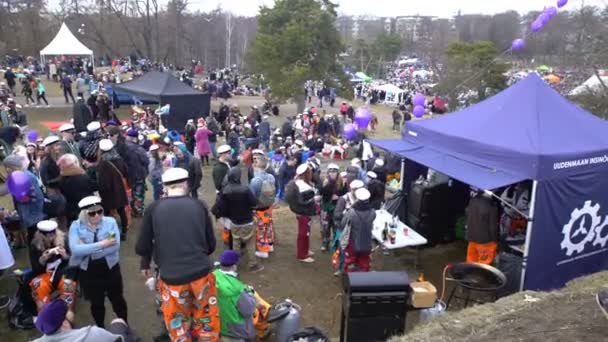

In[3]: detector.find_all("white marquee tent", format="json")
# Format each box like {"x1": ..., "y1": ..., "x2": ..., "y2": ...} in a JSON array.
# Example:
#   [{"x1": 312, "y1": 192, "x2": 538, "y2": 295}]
[
  {"x1": 569, "y1": 74, "x2": 608, "y2": 96},
  {"x1": 40, "y1": 23, "x2": 94, "y2": 64}
]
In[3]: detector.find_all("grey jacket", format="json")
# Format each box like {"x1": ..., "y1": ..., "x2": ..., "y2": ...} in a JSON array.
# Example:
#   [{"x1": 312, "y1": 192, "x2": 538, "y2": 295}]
[
  {"x1": 31, "y1": 325, "x2": 122, "y2": 342},
  {"x1": 340, "y1": 200, "x2": 375, "y2": 253}
]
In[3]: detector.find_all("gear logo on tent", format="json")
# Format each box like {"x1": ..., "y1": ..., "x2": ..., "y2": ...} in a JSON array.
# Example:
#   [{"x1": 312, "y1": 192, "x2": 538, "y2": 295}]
[{"x1": 560, "y1": 201, "x2": 608, "y2": 256}]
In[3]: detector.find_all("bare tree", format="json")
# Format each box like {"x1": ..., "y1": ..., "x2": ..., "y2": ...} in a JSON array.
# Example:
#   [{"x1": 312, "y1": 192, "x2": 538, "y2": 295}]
[{"x1": 225, "y1": 11, "x2": 234, "y2": 68}]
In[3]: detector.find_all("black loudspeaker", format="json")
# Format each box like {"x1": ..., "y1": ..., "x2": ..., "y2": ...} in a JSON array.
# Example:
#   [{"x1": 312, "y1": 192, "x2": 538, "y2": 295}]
[{"x1": 340, "y1": 272, "x2": 410, "y2": 342}]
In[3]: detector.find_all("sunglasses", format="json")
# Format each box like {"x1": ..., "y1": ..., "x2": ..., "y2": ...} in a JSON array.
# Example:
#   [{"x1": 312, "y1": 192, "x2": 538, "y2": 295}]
[{"x1": 87, "y1": 209, "x2": 104, "y2": 217}]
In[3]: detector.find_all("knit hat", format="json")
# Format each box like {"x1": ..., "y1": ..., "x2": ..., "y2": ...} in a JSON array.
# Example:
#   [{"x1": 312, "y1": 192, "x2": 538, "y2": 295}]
[
  {"x1": 219, "y1": 250, "x2": 240, "y2": 267},
  {"x1": 126, "y1": 128, "x2": 139, "y2": 137},
  {"x1": 35, "y1": 299, "x2": 68, "y2": 335}
]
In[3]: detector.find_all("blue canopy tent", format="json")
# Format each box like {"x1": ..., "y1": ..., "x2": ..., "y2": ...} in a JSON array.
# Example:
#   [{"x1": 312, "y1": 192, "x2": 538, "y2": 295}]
[{"x1": 370, "y1": 74, "x2": 608, "y2": 290}]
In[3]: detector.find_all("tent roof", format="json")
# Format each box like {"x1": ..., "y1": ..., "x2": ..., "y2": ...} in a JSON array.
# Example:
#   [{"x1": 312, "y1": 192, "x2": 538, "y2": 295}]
[
  {"x1": 113, "y1": 71, "x2": 199, "y2": 100},
  {"x1": 40, "y1": 23, "x2": 93, "y2": 56},
  {"x1": 374, "y1": 84, "x2": 404, "y2": 94},
  {"x1": 569, "y1": 74, "x2": 608, "y2": 96},
  {"x1": 371, "y1": 74, "x2": 608, "y2": 188}
]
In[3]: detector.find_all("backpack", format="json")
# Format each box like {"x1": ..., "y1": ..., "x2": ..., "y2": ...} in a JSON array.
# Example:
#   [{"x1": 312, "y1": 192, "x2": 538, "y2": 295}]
[
  {"x1": 287, "y1": 326, "x2": 330, "y2": 342},
  {"x1": 257, "y1": 176, "x2": 276, "y2": 208}
]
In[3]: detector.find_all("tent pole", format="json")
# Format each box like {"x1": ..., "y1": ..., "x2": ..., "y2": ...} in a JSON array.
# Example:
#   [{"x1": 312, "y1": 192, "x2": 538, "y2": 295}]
[
  {"x1": 519, "y1": 180, "x2": 538, "y2": 291},
  {"x1": 399, "y1": 158, "x2": 406, "y2": 191}
]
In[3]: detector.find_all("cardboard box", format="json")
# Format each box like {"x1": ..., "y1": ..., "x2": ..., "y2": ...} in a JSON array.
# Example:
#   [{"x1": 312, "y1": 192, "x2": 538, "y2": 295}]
[{"x1": 410, "y1": 281, "x2": 437, "y2": 308}]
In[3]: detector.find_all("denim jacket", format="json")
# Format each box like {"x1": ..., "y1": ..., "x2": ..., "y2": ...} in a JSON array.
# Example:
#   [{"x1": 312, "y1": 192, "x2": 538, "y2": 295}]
[
  {"x1": 14, "y1": 171, "x2": 45, "y2": 228},
  {"x1": 68, "y1": 216, "x2": 121, "y2": 271}
]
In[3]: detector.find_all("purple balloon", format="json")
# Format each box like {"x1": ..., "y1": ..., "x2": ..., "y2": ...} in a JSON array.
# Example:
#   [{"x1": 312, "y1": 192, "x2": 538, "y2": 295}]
[
  {"x1": 413, "y1": 93, "x2": 426, "y2": 107},
  {"x1": 557, "y1": 0, "x2": 568, "y2": 8},
  {"x1": 531, "y1": 20, "x2": 543, "y2": 32},
  {"x1": 343, "y1": 123, "x2": 357, "y2": 140},
  {"x1": 7, "y1": 171, "x2": 31, "y2": 199},
  {"x1": 545, "y1": 6, "x2": 558, "y2": 18},
  {"x1": 413, "y1": 105, "x2": 425, "y2": 118},
  {"x1": 27, "y1": 130, "x2": 38, "y2": 142},
  {"x1": 538, "y1": 12, "x2": 550, "y2": 25},
  {"x1": 354, "y1": 108, "x2": 372, "y2": 129},
  {"x1": 511, "y1": 38, "x2": 526, "y2": 51}
]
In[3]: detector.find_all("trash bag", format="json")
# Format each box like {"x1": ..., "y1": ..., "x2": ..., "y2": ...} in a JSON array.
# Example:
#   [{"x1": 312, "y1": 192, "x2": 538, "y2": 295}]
[{"x1": 287, "y1": 326, "x2": 330, "y2": 342}]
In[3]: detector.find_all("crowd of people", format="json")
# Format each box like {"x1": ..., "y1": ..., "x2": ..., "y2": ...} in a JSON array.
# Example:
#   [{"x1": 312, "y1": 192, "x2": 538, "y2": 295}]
[{"x1": 0, "y1": 66, "x2": 394, "y2": 341}]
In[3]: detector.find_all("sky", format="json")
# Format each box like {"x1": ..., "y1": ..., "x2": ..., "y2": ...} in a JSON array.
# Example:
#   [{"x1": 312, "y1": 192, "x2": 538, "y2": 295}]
[{"x1": 46, "y1": 0, "x2": 606, "y2": 17}]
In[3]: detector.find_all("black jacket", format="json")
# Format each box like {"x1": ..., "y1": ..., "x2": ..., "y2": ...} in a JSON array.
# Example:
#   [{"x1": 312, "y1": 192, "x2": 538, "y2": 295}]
[
  {"x1": 368, "y1": 179, "x2": 385, "y2": 210},
  {"x1": 285, "y1": 179, "x2": 316, "y2": 216},
  {"x1": 212, "y1": 168, "x2": 257, "y2": 225},
  {"x1": 40, "y1": 156, "x2": 60, "y2": 187},
  {"x1": 72, "y1": 100, "x2": 92, "y2": 133},
  {"x1": 466, "y1": 195, "x2": 499, "y2": 244},
  {"x1": 136, "y1": 196, "x2": 216, "y2": 285},
  {"x1": 58, "y1": 172, "x2": 98, "y2": 222},
  {"x1": 124, "y1": 141, "x2": 149, "y2": 184}
]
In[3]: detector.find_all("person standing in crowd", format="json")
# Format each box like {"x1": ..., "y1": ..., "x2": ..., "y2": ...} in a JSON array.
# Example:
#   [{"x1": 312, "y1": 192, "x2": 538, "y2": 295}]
[
  {"x1": 332, "y1": 180, "x2": 364, "y2": 275},
  {"x1": 58, "y1": 123, "x2": 81, "y2": 159},
  {"x1": 123, "y1": 129, "x2": 149, "y2": 217},
  {"x1": 195, "y1": 120, "x2": 212, "y2": 166},
  {"x1": 392, "y1": 109, "x2": 402, "y2": 132},
  {"x1": 319, "y1": 163, "x2": 343, "y2": 251},
  {"x1": 213, "y1": 168, "x2": 263, "y2": 273},
  {"x1": 174, "y1": 142, "x2": 202, "y2": 198},
  {"x1": 69, "y1": 196, "x2": 128, "y2": 328},
  {"x1": 466, "y1": 189, "x2": 499, "y2": 265},
  {"x1": 184, "y1": 119, "x2": 197, "y2": 154},
  {"x1": 213, "y1": 250, "x2": 257, "y2": 341},
  {"x1": 29, "y1": 220, "x2": 76, "y2": 313},
  {"x1": 340, "y1": 188, "x2": 375, "y2": 272},
  {"x1": 278, "y1": 155, "x2": 297, "y2": 200},
  {"x1": 36, "y1": 78, "x2": 49, "y2": 106},
  {"x1": 0, "y1": 219, "x2": 15, "y2": 308},
  {"x1": 39, "y1": 136, "x2": 63, "y2": 187},
  {"x1": 285, "y1": 164, "x2": 317, "y2": 263},
  {"x1": 97, "y1": 139, "x2": 130, "y2": 241},
  {"x1": 32, "y1": 299, "x2": 134, "y2": 342},
  {"x1": 3, "y1": 68, "x2": 16, "y2": 95},
  {"x1": 57, "y1": 153, "x2": 97, "y2": 221},
  {"x1": 370, "y1": 158, "x2": 387, "y2": 185},
  {"x1": 148, "y1": 144, "x2": 163, "y2": 201},
  {"x1": 60, "y1": 73, "x2": 75, "y2": 104},
  {"x1": 75, "y1": 73, "x2": 87, "y2": 98},
  {"x1": 258, "y1": 115, "x2": 271, "y2": 150},
  {"x1": 3, "y1": 155, "x2": 45, "y2": 246},
  {"x1": 249, "y1": 157, "x2": 277, "y2": 259},
  {"x1": 212, "y1": 145, "x2": 232, "y2": 192},
  {"x1": 87, "y1": 90, "x2": 100, "y2": 123},
  {"x1": 366, "y1": 171, "x2": 385, "y2": 210},
  {"x1": 136, "y1": 168, "x2": 220, "y2": 342},
  {"x1": 21, "y1": 77, "x2": 35, "y2": 106},
  {"x1": 206, "y1": 116, "x2": 220, "y2": 160}
]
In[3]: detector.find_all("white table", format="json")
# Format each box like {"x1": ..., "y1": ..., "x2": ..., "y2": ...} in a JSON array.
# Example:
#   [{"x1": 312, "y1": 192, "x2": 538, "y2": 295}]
[
  {"x1": 372, "y1": 210, "x2": 428, "y2": 268},
  {"x1": 372, "y1": 210, "x2": 428, "y2": 249}
]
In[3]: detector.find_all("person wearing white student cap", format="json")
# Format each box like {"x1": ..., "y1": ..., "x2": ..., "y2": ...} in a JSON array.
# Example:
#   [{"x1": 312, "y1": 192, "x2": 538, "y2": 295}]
[
  {"x1": 339, "y1": 188, "x2": 375, "y2": 272},
  {"x1": 29, "y1": 220, "x2": 76, "y2": 313},
  {"x1": 284, "y1": 163, "x2": 318, "y2": 263},
  {"x1": 39, "y1": 135, "x2": 62, "y2": 187},
  {"x1": 58, "y1": 123, "x2": 81, "y2": 159},
  {"x1": 366, "y1": 171, "x2": 385, "y2": 210},
  {"x1": 319, "y1": 163, "x2": 345, "y2": 251},
  {"x1": 68, "y1": 196, "x2": 128, "y2": 328}
]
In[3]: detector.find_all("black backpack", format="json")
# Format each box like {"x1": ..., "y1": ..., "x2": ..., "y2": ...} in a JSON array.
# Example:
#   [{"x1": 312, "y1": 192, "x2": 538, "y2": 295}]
[{"x1": 7, "y1": 271, "x2": 37, "y2": 330}]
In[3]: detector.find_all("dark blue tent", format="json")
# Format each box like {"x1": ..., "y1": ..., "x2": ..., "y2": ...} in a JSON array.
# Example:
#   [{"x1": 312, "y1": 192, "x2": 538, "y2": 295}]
[
  {"x1": 371, "y1": 74, "x2": 608, "y2": 290},
  {"x1": 114, "y1": 71, "x2": 210, "y2": 129}
]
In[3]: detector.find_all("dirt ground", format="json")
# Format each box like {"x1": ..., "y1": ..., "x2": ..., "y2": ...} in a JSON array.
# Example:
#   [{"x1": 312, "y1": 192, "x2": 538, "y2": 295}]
[{"x1": 0, "y1": 90, "x2": 468, "y2": 341}]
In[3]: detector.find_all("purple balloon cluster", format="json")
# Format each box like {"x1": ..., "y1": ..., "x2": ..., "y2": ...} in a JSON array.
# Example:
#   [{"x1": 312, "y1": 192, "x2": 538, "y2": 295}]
[
  {"x1": 512, "y1": 0, "x2": 568, "y2": 52},
  {"x1": 354, "y1": 108, "x2": 372, "y2": 130},
  {"x1": 413, "y1": 93, "x2": 426, "y2": 118},
  {"x1": 343, "y1": 123, "x2": 357, "y2": 140}
]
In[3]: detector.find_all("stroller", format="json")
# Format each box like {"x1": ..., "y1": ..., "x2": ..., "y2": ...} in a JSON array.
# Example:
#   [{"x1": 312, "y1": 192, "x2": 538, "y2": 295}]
[{"x1": 7, "y1": 268, "x2": 37, "y2": 330}]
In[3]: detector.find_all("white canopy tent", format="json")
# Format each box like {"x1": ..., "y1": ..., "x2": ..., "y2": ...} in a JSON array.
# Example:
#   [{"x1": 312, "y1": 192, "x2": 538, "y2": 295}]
[
  {"x1": 569, "y1": 74, "x2": 608, "y2": 96},
  {"x1": 374, "y1": 83, "x2": 405, "y2": 104},
  {"x1": 40, "y1": 22, "x2": 94, "y2": 65}
]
